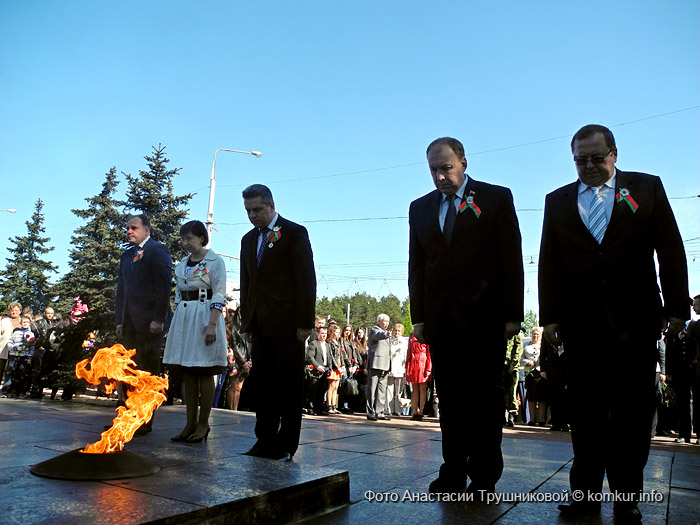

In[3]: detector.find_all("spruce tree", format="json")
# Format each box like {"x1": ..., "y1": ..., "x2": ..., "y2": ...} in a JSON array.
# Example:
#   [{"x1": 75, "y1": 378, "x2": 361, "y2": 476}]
[
  {"x1": 53, "y1": 168, "x2": 127, "y2": 333},
  {"x1": 122, "y1": 143, "x2": 192, "y2": 258},
  {"x1": 0, "y1": 199, "x2": 58, "y2": 313}
]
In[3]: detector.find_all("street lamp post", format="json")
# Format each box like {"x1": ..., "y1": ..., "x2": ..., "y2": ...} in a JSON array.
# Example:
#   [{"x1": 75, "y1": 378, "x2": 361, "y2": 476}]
[{"x1": 206, "y1": 148, "x2": 262, "y2": 247}]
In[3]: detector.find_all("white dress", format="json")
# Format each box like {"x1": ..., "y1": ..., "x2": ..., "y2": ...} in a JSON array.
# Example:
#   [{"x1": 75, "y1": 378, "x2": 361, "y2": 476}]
[{"x1": 163, "y1": 250, "x2": 228, "y2": 368}]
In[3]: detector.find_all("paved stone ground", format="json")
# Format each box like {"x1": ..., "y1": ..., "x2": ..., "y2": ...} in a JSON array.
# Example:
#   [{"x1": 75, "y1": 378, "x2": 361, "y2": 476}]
[{"x1": 0, "y1": 395, "x2": 698, "y2": 524}]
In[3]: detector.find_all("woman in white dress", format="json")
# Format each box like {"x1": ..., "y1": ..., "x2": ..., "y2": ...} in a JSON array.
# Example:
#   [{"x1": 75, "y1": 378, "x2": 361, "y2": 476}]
[{"x1": 164, "y1": 220, "x2": 228, "y2": 443}]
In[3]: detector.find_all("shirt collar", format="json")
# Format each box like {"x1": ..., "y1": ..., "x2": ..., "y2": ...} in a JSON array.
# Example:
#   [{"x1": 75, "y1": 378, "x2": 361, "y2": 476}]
[
  {"x1": 138, "y1": 236, "x2": 150, "y2": 248},
  {"x1": 441, "y1": 174, "x2": 470, "y2": 202},
  {"x1": 261, "y1": 213, "x2": 279, "y2": 233},
  {"x1": 577, "y1": 169, "x2": 617, "y2": 195}
]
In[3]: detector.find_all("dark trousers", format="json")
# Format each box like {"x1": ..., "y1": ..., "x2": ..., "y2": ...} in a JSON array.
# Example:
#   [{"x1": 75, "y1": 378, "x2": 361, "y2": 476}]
[
  {"x1": 548, "y1": 371, "x2": 568, "y2": 429},
  {"x1": 430, "y1": 326, "x2": 505, "y2": 489},
  {"x1": 675, "y1": 375, "x2": 700, "y2": 440},
  {"x1": 248, "y1": 332, "x2": 304, "y2": 456},
  {"x1": 122, "y1": 315, "x2": 163, "y2": 375},
  {"x1": 120, "y1": 313, "x2": 163, "y2": 428},
  {"x1": 0, "y1": 357, "x2": 6, "y2": 386},
  {"x1": 309, "y1": 373, "x2": 329, "y2": 414},
  {"x1": 565, "y1": 334, "x2": 656, "y2": 500}
]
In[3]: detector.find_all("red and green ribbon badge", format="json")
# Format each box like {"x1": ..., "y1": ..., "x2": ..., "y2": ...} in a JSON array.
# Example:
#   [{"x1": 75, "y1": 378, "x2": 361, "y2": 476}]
[
  {"x1": 267, "y1": 226, "x2": 282, "y2": 244},
  {"x1": 193, "y1": 263, "x2": 207, "y2": 276},
  {"x1": 132, "y1": 249, "x2": 144, "y2": 262},
  {"x1": 463, "y1": 193, "x2": 481, "y2": 218},
  {"x1": 615, "y1": 188, "x2": 639, "y2": 213}
]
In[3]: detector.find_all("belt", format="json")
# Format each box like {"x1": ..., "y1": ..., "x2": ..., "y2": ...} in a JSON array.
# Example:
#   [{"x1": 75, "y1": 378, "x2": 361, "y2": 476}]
[{"x1": 180, "y1": 289, "x2": 213, "y2": 302}]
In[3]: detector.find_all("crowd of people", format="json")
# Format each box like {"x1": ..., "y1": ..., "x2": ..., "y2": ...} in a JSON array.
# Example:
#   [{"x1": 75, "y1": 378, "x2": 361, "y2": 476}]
[
  {"x1": 0, "y1": 302, "x2": 81, "y2": 400},
  {"x1": 301, "y1": 314, "x2": 435, "y2": 420}
]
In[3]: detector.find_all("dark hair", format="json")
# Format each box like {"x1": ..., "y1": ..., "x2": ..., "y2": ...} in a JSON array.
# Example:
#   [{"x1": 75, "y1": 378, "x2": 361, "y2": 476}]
[
  {"x1": 570, "y1": 124, "x2": 616, "y2": 153},
  {"x1": 128, "y1": 214, "x2": 151, "y2": 230},
  {"x1": 179, "y1": 220, "x2": 209, "y2": 245},
  {"x1": 242, "y1": 184, "x2": 273, "y2": 204},
  {"x1": 426, "y1": 137, "x2": 465, "y2": 159},
  {"x1": 341, "y1": 324, "x2": 354, "y2": 343}
]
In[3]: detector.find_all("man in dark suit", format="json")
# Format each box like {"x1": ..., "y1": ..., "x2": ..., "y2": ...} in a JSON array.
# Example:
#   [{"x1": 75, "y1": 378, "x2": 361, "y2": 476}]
[
  {"x1": 409, "y1": 137, "x2": 524, "y2": 496},
  {"x1": 240, "y1": 184, "x2": 316, "y2": 462},
  {"x1": 115, "y1": 214, "x2": 172, "y2": 434},
  {"x1": 538, "y1": 124, "x2": 689, "y2": 522},
  {"x1": 306, "y1": 325, "x2": 331, "y2": 415}
]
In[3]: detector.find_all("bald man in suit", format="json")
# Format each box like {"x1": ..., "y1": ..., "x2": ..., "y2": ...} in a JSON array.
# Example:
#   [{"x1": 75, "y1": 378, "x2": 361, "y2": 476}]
[{"x1": 409, "y1": 137, "x2": 524, "y2": 497}]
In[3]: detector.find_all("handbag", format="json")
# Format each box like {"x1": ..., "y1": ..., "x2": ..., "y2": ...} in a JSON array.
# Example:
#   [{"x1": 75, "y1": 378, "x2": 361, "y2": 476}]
[{"x1": 342, "y1": 376, "x2": 359, "y2": 396}]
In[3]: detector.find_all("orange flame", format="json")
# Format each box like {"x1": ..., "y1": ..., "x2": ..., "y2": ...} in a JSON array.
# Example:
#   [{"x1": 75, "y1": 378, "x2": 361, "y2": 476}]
[{"x1": 75, "y1": 344, "x2": 168, "y2": 454}]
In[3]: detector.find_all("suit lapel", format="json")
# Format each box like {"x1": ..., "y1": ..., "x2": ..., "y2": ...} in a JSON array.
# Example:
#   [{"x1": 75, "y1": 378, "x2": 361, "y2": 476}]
[
  {"x1": 258, "y1": 215, "x2": 285, "y2": 268},
  {"x1": 127, "y1": 243, "x2": 140, "y2": 278},
  {"x1": 244, "y1": 229, "x2": 258, "y2": 276},
  {"x1": 559, "y1": 181, "x2": 596, "y2": 244},
  {"x1": 426, "y1": 190, "x2": 448, "y2": 249},
  {"x1": 602, "y1": 170, "x2": 633, "y2": 246}
]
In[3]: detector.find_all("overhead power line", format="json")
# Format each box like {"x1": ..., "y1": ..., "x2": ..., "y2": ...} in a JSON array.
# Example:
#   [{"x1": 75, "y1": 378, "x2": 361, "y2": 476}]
[{"x1": 202, "y1": 105, "x2": 700, "y2": 190}]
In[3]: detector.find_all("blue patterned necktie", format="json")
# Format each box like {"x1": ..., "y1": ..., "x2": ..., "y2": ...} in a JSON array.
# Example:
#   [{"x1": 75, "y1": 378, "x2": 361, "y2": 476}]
[
  {"x1": 588, "y1": 185, "x2": 607, "y2": 244},
  {"x1": 257, "y1": 227, "x2": 270, "y2": 266}
]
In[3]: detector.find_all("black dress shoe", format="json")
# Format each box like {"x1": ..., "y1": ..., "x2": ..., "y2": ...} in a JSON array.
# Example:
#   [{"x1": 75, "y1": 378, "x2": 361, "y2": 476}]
[
  {"x1": 376, "y1": 415, "x2": 391, "y2": 421},
  {"x1": 366, "y1": 415, "x2": 377, "y2": 421},
  {"x1": 243, "y1": 444, "x2": 266, "y2": 457},
  {"x1": 613, "y1": 503, "x2": 642, "y2": 524},
  {"x1": 557, "y1": 502, "x2": 601, "y2": 517},
  {"x1": 134, "y1": 424, "x2": 152, "y2": 436},
  {"x1": 428, "y1": 477, "x2": 467, "y2": 495}
]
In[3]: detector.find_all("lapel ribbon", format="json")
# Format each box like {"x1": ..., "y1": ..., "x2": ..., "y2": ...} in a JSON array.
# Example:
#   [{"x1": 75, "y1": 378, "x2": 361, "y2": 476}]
[{"x1": 615, "y1": 188, "x2": 639, "y2": 213}]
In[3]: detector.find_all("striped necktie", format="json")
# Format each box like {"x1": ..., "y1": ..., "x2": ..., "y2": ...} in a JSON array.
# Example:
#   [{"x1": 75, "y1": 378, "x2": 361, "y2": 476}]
[
  {"x1": 588, "y1": 185, "x2": 607, "y2": 244},
  {"x1": 257, "y1": 228, "x2": 270, "y2": 266}
]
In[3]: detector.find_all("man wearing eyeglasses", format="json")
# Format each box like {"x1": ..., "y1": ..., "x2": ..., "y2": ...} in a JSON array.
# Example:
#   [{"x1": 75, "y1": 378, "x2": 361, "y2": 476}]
[{"x1": 538, "y1": 124, "x2": 689, "y2": 523}]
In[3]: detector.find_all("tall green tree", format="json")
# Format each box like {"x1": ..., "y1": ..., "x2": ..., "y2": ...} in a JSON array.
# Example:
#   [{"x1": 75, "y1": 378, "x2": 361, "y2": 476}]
[
  {"x1": 122, "y1": 143, "x2": 192, "y2": 258},
  {"x1": 0, "y1": 199, "x2": 58, "y2": 313},
  {"x1": 53, "y1": 168, "x2": 127, "y2": 334},
  {"x1": 523, "y1": 309, "x2": 539, "y2": 334},
  {"x1": 315, "y1": 292, "x2": 413, "y2": 333}
]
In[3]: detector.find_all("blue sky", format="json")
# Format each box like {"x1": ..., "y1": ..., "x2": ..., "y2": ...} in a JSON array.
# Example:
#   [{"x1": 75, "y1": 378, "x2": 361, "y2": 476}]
[{"x1": 1, "y1": 1, "x2": 698, "y2": 317}]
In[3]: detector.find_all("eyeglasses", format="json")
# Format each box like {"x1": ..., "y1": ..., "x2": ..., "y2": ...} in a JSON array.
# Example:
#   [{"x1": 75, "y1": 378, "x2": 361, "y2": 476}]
[{"x1": 574, "y1": 149, "x2": 613, "y2": 166}]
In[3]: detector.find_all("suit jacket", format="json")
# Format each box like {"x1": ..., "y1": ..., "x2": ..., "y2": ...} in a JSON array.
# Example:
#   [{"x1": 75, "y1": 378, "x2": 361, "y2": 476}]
[
  {"x1": 538, "y1": 170, "x2": 689, "y2": 342},
  {"x1": 115, "y1": 237, "x2": 172, "y2": 332},
  {"x1": 306, "y1": 339, "x2": 330, "y2": 369},
  {"x1": 367, "y1": 325, "x2": 391, "y2": 371},
  {"x1": 408, "y1": 179, "x2": 524, "y2": 342},
  {"x1": 240, "y1": 215, "x2": 316, "y2": 338}
]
